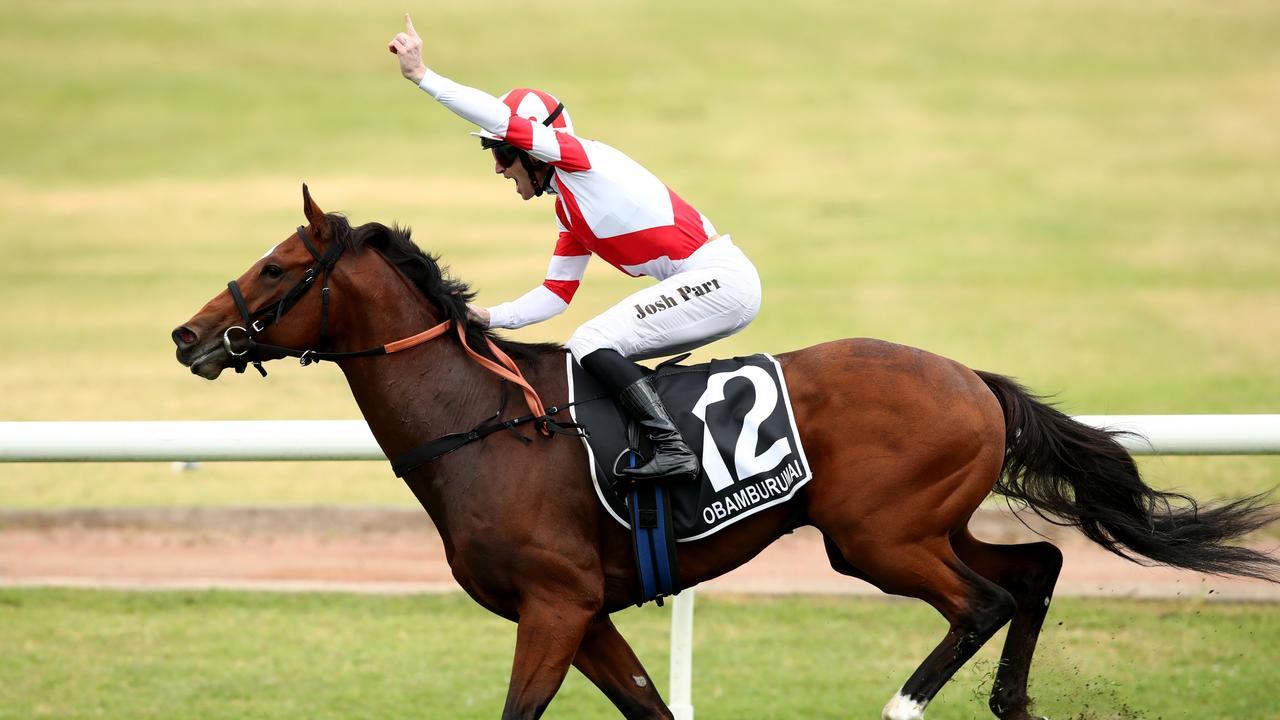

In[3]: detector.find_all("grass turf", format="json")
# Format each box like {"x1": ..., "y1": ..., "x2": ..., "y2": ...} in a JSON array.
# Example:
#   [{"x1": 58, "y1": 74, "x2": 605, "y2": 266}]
[
  {"x1": 2, "y1": 6, "x2": 1276, "y2": 718},
  {"x1": 1, "y1": 589, "x2": 1277, "y2": 719}
]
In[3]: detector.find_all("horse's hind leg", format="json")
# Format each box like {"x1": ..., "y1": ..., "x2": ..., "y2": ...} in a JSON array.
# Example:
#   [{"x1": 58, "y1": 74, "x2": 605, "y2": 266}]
[
  {"x1": 831, "y1": 536, "x2": 1016, "y2": 720},
  {"x1": 572, "y1": 615, "x2": 674, "y2": 719},
  {"x1": 952, "y1": 532, "x2": 1063, "y2": 720}
]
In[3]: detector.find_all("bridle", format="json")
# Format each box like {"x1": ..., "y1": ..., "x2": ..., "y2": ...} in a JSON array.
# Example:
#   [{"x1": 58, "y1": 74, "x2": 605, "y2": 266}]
[
  {"x1": 224, "y1": 225, "x2": 342, "y2": 376},
  {"x1": 219, "y1": 224, "x2": 550, "y2": 421}
]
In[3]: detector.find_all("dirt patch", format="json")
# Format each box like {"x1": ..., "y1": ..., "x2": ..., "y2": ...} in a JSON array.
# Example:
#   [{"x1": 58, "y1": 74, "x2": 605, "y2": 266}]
[{"x1": 1, "y1": 506, "x2": 1276, "y2": 600}]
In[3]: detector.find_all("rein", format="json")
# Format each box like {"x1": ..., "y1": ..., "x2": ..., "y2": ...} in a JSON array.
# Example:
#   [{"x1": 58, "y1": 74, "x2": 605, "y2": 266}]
[{"x1": 219, "y1": 226, "x2": 600, "y2": 468}]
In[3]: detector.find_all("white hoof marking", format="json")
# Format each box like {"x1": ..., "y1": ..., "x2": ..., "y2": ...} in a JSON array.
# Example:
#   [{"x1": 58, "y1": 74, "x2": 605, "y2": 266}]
[{"x1": 882, "y1": 691, "x2": 928, "y2": 720}]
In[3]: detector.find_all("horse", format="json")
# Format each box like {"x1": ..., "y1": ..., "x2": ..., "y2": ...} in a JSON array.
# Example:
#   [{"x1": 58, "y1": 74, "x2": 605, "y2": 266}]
[{"x1": 171, "y1": 186, "x2": 1278, "y2": 720}]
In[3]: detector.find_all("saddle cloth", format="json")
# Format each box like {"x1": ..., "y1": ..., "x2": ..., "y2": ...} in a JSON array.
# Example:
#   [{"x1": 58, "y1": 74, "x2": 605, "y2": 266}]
[{"x1": 566, "y1": 353, "x2": 813, "y2": 541}]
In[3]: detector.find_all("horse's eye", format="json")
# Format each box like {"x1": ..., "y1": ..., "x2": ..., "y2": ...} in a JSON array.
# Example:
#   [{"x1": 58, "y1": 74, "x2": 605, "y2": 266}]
[{"x1": 262, "y1": 264, "x2": 285, "y2": 280}]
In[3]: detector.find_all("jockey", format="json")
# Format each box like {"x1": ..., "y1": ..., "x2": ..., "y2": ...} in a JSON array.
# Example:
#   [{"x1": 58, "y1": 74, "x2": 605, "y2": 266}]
[{"x1": 389, "y1": 15, "x2": 761, "y2": 484}]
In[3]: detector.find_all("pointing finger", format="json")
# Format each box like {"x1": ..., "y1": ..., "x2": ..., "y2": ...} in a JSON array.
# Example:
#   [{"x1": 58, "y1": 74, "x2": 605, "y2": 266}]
[{"x1": 405, "y1": 13, "x2": 418, "y2": 37}]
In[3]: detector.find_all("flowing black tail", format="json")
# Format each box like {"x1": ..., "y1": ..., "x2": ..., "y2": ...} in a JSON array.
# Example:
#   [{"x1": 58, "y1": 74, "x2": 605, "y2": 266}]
[{"x1": 977, "y1": 371, "x2": 1279, "y2": 581}]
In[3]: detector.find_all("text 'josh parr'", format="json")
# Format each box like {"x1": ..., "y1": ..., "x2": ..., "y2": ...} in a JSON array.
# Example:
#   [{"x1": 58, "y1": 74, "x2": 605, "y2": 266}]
[{"x1": 634, "y1": 279, "x2": 723, "y2": 320}]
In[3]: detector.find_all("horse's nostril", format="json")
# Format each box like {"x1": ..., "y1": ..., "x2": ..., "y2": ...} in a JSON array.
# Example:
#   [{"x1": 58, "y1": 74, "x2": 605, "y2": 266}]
[{"x1": 172, "y1": 326, "x2": 198, "y2": 347}]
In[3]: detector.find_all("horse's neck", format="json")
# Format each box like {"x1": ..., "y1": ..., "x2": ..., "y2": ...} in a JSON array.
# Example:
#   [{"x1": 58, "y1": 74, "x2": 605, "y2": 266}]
[
  {"x1": 329, "y1": 261, "x2": 482, "y2": 459},
  {"x1": 328, "y1": 252, "x2": 562, "y2": 480},
  {"x1": 326, "y1": 257, "x2": 575, "y2": 568}
]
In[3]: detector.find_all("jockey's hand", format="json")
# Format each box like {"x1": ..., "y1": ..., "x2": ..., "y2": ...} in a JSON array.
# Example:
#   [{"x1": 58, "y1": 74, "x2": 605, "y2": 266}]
[
  {"x1": 387, "y1": 13, "x2": 427, "y2": 84},
  {"x1": 466, "y1": 303, "x2": 491, "y2": 328}
]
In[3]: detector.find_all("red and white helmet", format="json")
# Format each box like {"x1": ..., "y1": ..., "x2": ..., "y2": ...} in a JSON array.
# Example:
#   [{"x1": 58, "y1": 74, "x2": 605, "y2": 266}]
[{"x1": 471, "y1": 87, "x2": 574, "y2": 143}]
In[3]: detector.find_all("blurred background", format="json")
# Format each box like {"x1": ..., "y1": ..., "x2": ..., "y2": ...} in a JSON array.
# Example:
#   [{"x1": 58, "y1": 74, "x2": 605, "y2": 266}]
[
  {"x1": 1, "y1": 0, "x2": 1278, "y2": 718},
  {"x1": 5, "y1": 0, "x2": 1280, "y2": 506}
]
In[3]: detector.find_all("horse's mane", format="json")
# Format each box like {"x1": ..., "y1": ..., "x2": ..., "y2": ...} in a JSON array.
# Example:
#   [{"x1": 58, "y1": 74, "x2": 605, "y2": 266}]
[{"x1": 327, "y1": 213, "x2": 563, "y2": 364}]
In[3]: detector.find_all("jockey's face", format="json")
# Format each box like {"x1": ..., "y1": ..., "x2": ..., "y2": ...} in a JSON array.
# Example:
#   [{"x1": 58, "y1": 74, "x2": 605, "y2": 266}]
[{"x1": 495, "y1": 153, "x2": 539, "y2": 201}]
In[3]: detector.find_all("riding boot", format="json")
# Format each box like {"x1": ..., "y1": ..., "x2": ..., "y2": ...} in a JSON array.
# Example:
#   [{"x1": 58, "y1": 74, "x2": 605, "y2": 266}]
[
  {"x1": 580, "y1": 348, "x2": 700, "y2": 484},
  {"x1": 615, "y1": 376, "x2": 701, "y2": 483}
]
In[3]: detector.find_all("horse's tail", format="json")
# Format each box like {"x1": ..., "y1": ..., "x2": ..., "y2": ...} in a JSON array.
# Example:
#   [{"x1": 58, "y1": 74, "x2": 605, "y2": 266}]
[{"x1": 976, "y1": 370, "x2": 1279, "y2": 581}]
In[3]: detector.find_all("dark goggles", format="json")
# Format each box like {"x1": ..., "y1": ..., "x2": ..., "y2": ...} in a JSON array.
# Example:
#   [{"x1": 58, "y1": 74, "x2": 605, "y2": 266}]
[{"x1": 487, "y1": 141, "x2": 521, "y2": 169}]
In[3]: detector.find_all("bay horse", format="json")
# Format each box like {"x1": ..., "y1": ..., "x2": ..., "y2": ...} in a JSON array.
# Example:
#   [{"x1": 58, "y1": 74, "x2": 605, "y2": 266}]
[{"x1": 172, "y1": 186, "x2": 1277, "y2": 720}]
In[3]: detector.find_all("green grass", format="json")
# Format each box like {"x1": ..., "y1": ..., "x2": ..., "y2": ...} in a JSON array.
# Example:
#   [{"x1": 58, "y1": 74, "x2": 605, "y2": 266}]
[
  {"x1": 2, "y1": 0, "x2": 1279, "y2": 506},
  {"x1": 1, "y1": 589, "x2": 1277, "y2": 719}
]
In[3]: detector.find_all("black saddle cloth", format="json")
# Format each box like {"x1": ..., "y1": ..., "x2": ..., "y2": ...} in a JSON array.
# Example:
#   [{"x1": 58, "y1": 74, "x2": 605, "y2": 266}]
[{"x1": 567, "y1": 353, "x2": 813, "y2": 541}]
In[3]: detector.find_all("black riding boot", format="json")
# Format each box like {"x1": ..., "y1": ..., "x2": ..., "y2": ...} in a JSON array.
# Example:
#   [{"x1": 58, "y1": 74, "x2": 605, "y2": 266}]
[
  {"x1": 581, "y1": 349, "x2": 700, "y2": 483},
  {"x1": 615, "y1": 376, "x2": 700, "y2": 482}
]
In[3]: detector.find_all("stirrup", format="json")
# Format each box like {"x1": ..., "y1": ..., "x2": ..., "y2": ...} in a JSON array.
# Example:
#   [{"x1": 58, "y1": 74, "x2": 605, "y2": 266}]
[{"x1": 618, "y1": 447, "x2": 699, "y2": 483}]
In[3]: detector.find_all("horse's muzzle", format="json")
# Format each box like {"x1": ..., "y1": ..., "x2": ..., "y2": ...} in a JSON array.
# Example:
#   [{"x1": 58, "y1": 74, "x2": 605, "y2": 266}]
[{"x1": 172, "y1": 324, "x2": 231, "y2": 379}]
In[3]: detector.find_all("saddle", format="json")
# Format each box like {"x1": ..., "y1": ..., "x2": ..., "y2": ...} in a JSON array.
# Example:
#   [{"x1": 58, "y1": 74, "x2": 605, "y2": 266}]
[{"x1": 567, "y1": 352, "x2": 813, "y2": 604}]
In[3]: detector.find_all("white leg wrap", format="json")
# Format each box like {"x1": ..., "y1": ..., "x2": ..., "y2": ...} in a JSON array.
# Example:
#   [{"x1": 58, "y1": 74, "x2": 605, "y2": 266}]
[{"x1": 882, "y1": 691, "x2": 928, "y2": 720}]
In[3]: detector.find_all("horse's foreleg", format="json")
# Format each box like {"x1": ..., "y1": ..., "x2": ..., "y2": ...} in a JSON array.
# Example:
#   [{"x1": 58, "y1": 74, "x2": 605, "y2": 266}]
[
  {"x1": 572, "y1": 615, "x2": 674, "y2": 720},
  {"x1": 501, "y1": 600, "x2": 596, "y2": 720},
  {"x1": 952, "y1": 533, "x2": 1063, "y2": 720}
]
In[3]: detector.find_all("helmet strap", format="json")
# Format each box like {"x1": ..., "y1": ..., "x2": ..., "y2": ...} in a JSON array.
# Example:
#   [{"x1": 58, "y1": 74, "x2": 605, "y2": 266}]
[
  {"x1": 519, "y1": 152, "x2": 556, "y2": 197},
  {"x1": 537, "y1": 163, "x2": 557, "y2": 196},
  {"x1": 526, "y1": 105, "x2": 564, "y2": 197}
]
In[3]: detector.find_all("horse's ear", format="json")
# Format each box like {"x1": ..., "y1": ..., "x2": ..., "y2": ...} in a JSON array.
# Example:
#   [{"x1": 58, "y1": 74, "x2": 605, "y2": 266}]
[{"x1": 302, "y1": 183, "x2": 329, "y2": 237}]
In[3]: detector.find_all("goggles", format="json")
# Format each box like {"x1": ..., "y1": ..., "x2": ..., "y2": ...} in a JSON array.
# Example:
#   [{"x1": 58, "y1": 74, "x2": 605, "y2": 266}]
[{"x1": 489, "y1": 141, "x2": 521, "y2": 169}]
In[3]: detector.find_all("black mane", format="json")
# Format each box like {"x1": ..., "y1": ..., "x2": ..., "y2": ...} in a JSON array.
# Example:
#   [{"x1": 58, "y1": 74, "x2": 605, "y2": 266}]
[{"x1": 327, "y1": 213, "x2": 563, "y2": 363}]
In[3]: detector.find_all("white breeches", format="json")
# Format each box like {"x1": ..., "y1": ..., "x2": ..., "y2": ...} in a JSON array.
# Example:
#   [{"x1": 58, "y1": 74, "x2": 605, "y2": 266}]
[{"x1": 567, "y1": 236, "x2": 762, "y2": 362}]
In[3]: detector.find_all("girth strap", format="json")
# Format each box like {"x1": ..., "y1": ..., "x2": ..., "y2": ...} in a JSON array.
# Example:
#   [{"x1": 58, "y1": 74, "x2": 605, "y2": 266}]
[{"x1": 390, "y1": 397, "x2": 594, "y2": 477}]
